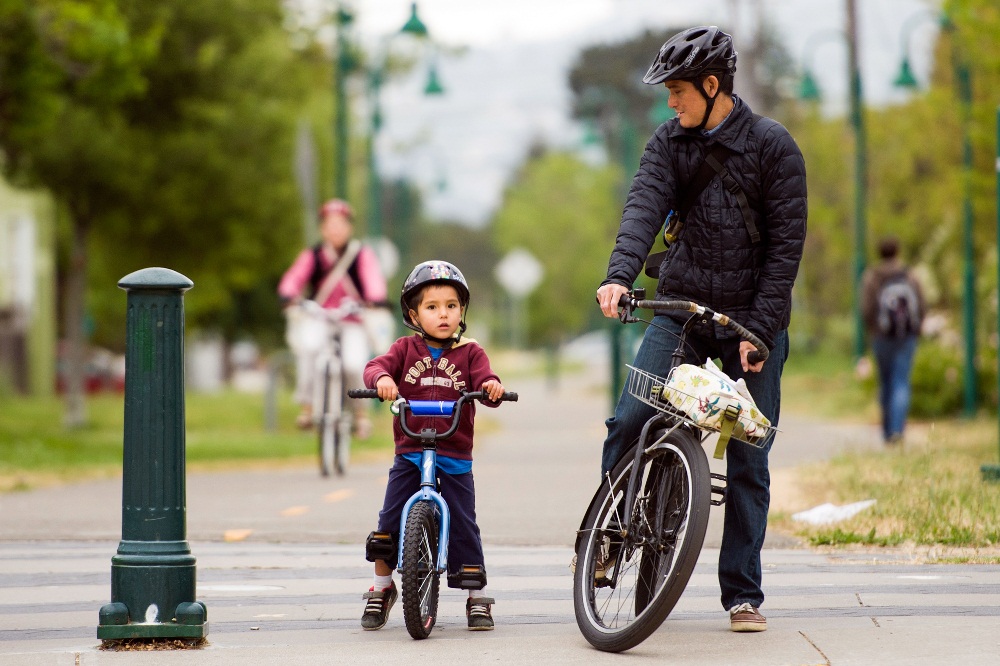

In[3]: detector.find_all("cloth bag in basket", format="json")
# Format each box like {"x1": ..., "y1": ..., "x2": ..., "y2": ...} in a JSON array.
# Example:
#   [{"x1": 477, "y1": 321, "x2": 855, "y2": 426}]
[{"x1": 662, "y1": 360, "x2": 770, "y2": 440}]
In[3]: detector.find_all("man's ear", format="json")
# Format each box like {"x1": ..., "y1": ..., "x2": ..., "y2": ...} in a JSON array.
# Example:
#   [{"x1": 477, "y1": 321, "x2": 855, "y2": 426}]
[
  {"x1": 702, "y1": 74, "x2": 720, "y2": 98},
  {"x1": 408, "y1": 308, "x2": 419, "y2": 324}
]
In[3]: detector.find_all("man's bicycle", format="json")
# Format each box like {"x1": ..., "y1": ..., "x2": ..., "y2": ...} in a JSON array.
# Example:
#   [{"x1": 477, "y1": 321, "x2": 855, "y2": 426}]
[
  {"x1": 298, "y1": 299, "x2": 356, "y2": 476},
  {"x1": 573, "y1": 289, "x2": 776, "y2": 652},
  {"x1": 349, "y1": 388, "x2": 518, "y2": 639}
]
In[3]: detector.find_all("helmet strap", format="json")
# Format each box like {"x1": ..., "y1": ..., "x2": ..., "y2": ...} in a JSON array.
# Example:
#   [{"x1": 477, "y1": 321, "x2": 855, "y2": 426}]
[{"x1": 694, "y1": 76, "x2": 718, "y2": 131}]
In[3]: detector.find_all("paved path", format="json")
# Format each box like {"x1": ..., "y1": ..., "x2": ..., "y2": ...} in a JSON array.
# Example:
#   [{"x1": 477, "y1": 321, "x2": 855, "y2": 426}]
[{"x1": 4, "y1": 362, "x2": 996, "y2": 664}]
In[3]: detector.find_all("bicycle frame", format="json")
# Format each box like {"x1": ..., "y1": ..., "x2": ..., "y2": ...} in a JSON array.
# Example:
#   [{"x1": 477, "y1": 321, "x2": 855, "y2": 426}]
[
  {"x1": 396, "y1": 445, "x2": 451, "y2": 573},
  {"x1": 394, "y1": 398, "x2": 465, "y2": 574}
]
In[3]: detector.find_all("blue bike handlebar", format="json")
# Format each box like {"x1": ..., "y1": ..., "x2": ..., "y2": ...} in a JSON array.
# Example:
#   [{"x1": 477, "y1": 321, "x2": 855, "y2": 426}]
[{"x1": 347, "y1": 390, "x2": 518, "y2": 443}]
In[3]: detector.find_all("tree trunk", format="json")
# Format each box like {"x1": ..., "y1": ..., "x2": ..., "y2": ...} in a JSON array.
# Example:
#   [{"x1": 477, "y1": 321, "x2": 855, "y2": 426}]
[{"x1": 62, "y1": 216, "x2": 88, "y2": 428}]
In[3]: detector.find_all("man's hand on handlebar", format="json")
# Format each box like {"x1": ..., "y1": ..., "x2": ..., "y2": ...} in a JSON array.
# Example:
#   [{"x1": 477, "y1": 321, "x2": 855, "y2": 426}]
[
  {"x1": 375, "y1": 375, "x2": 399, "y2": 402},
  {"x1": 740, "y1": 341, "x2": 765, "y2": 373},
  {"x1": 597, "y1": 283, "x2": 630, "y2": 319},
  {"x1": 481, "y1": 379, "x2": 505, "y2": 403}
]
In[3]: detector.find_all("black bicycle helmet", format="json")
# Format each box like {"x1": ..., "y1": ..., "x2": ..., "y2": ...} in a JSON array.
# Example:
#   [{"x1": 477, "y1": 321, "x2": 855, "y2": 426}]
[
  {"x1": 400, "y1": 260, "x2": 471, "y2": 337},
  {"x1": 643, "y1": 26, "x2": 737, "y2": 85}
]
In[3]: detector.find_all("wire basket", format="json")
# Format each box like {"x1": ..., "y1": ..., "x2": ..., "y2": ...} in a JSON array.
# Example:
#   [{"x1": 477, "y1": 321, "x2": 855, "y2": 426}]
[{"x1": 625, "y1": 365, "x2": 777, "y2": 449}]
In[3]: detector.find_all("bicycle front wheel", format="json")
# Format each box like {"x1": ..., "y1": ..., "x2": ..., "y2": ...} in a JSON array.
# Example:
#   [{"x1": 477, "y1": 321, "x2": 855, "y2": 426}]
[
  {"x1": 573, "y1": 426, "x2": 711, "y2": 652},
  {"x1": 401, "y1": 500, "x2": 440, "y2": 639}
]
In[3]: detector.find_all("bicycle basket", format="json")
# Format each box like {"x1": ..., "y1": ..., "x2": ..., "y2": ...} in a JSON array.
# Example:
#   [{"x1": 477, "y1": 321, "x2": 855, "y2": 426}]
[{"x1": 625, "y1": 364, "x2": 776, "y2": 448}]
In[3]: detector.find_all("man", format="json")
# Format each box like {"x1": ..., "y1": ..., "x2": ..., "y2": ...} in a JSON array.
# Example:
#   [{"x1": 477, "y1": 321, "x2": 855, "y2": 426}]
[
  {"x1": 596, "y1": 26, "x2": 807, "y2": 632},
  {"x1": 860, "y1": 235, "x2": 925, "y2": 445}
]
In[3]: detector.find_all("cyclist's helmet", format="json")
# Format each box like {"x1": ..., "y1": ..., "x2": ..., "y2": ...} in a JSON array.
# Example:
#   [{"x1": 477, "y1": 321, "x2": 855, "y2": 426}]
[
  {"x1": 642, "y1": 26, "x2": 737, "y2": 86},
  {"x1": 400, "y1": 260, "x2": 471, "y2": 336},
  {"x1": 319, "y1": 198, "x2": 354, "y2": 222}
]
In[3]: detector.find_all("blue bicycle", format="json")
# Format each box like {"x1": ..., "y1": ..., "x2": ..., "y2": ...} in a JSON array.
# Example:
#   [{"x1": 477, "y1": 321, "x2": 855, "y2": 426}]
[{"x1": 348, "y1": 388, "x2": 518, "y2": 639}]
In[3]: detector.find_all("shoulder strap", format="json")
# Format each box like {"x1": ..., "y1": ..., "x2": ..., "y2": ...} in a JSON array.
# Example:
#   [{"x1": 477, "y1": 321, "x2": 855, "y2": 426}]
[
  {"x1": 313, "y1": 239, "x2": 362, "y2": 305},
  {"x1": 676, "y1": 143, "x2": 731, "y2": 221}
]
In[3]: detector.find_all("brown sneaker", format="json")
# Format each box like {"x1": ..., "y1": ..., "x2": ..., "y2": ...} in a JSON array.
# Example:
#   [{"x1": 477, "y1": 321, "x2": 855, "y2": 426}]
[{"x1": 729, "y1": 602, "x2": 766, "y2": 632}]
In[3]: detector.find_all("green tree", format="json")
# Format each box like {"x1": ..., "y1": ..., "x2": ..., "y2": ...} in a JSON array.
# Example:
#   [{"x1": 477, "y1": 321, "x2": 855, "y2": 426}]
[
  {"x1": 0, "y1": 0, "x2": 311, "y2": 424},
  {"x1": 492, "y1": 149, "x2": 620, "y2": 348}
]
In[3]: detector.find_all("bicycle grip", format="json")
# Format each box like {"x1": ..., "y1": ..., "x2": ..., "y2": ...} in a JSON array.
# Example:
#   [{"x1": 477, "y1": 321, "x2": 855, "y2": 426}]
[
  {"x1": 500, "y1": 391, "x2": 518, "y2": 402},
  {"x1": 746, "y1": 349, "x2": 766, "y2": 365},
  {"x1": 347, "y1": 389, "x2": 379, "y2": 399}
]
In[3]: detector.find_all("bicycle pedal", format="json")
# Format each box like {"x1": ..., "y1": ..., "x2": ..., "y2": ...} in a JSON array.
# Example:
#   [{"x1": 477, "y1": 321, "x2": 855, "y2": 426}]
[
  {"x1": 448, "y1": 564, "x2": 488, "y2": 590},
  {"x1": 710, "y1": 473, "x2": 728, "y2": 506},
  {"x1": 365, "y1": 531, "x2": 397, "y2": 563}
]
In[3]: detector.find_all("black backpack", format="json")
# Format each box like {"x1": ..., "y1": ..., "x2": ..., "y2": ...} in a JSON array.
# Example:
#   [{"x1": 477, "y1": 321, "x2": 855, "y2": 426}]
[{"x1": 876, "y1": 273, "x2": 921, "y2": 338}]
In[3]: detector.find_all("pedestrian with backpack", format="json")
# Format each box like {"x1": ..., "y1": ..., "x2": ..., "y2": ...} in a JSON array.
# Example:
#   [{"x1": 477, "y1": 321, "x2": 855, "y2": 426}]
[{"x1": 861, "y1": 235, "x2": 926, "y2": 446}]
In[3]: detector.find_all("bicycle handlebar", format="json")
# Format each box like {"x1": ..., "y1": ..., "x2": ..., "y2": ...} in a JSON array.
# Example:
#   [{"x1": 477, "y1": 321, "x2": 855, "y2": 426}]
[
  {"x1": 617, "y1": 293, "x2": 769, "y2": 365},
  {"x1": 347, "y1": 389, "x2": 518, "y2": 442}
]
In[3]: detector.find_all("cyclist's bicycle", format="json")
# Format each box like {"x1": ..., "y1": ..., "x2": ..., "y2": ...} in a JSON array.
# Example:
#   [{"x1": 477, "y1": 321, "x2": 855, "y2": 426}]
[
  {"x1": 349, "y1": 388, "x2": 518, "y2": 639},
  {"x1": 573, "y1": 289, "x2": 777, "y2": 652},
  {"x1": 298, "y1": 299, "x2": 357, "y2": 477}
]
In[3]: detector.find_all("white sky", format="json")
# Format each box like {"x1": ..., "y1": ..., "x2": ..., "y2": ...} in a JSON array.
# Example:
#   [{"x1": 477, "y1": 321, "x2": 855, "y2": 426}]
[{"x1": 313, "y1": 0, "x2": 942, "y2": 226}]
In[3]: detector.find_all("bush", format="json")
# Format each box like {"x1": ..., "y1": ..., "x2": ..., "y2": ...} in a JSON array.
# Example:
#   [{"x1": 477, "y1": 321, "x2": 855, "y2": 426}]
[{"x1": 909, "y1": 339, "x2": 964, "y2": 417}]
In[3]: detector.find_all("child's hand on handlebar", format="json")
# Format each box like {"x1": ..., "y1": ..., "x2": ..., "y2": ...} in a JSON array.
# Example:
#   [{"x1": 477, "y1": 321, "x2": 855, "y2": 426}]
[
  {"x1": 481, "y1": 379, "x2": 505, "y2": 402},
  {"x1": 375, "y1": 375, "x2": 399, "y2": 402},
  {"x1": 740, "y1": 341, "x2": 765, "y2": 373}
]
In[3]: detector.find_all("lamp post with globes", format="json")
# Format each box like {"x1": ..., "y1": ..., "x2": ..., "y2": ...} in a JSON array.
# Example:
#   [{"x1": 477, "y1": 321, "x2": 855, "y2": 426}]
[
  {"x1": 365, "y1": 3, "x2": 443, "y2": 242},
  {"x1": 892, "y1": 10, "x2": 977, "y2": 419},
  {"x1": 796, "y1": 20, "x2": 868, "y2": 360}
]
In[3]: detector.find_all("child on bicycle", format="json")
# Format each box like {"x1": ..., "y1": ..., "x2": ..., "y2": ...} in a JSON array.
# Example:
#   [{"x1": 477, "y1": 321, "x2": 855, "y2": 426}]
[{"x1": 360, "y1": 260, "x2": 505, "y2": 632}]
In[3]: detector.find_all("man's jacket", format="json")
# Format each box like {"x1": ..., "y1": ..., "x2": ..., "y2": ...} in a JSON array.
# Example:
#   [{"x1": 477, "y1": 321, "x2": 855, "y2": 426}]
[
  {"x1": 363, "y1": 334, "x2": 501, "y2": 460},
  {"x1": 602, "y1": 95, "x2": 807, "y2": 350}
]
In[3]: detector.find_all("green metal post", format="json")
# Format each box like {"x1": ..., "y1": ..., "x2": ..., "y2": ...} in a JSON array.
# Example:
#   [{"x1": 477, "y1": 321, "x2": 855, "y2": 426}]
[
  {"x1": 367, "y1": 69, "x2": 383, "y2": 238},
  {"x1": 958, "y1": 60, "x2": 977, "y2": 417},
  {"x1": 333, "y1": 6, "x2": 352, "y2": 199},
  {"x1": 847, "y1": 0, "x2": 868, "y2": 360},
  {"x1": 984, "y1": 107, "x2": 1000, "y2": 481},
  {"x1": 98, "y1": 267, "x2": 206, "y2": 640}
]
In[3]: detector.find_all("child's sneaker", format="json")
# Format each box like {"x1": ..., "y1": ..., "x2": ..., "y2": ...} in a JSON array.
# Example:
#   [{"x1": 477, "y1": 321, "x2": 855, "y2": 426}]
[
  {"x1": 361, "y1": 582, "x2": 398, "y2": 630},
  {"x1": 466, "y1": 597, "x2": 495, "y2": 631}
]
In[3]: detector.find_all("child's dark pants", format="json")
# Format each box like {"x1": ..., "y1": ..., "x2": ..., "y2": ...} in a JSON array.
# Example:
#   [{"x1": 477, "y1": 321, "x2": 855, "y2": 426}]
[{"x1": 376, "y1": 455, "x2": 484, "y2": 588}]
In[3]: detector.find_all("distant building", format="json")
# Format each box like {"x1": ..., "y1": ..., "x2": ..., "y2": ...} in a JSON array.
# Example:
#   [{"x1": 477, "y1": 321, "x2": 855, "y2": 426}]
[{"x1": 0, "y1": 177, "x2": 56, "y2": 396}]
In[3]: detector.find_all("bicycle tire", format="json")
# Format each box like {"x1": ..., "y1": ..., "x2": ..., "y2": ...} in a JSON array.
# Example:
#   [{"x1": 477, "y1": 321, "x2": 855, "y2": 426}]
[
  {"x1": 334, "y1": 414, "x2": 351, "y2": 476},
  {"x1": 573, "y1": 426, "x2": 711, "y2": 652},
  {"x1": 318, "y1": 359, "x2": 335, "y2": 477},
  {"x1": 401, "y1": 500, "x2": 440, "y2": 639}
]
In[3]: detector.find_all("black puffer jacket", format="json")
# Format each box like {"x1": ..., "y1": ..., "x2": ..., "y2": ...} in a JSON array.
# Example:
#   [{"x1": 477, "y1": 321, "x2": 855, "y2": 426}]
[{"x1": 602, "y1": 96, "x2": 806, "y2": 350}]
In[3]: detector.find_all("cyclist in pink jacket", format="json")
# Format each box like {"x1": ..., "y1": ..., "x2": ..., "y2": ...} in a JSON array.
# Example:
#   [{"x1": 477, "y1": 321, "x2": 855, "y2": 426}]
[{"x1": 278, "y1": 199, "x2": 388, "y2": 434}]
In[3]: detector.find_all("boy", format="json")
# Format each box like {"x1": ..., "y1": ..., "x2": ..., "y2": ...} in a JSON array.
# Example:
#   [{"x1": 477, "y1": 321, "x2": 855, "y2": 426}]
[{"x1": 360, "y1": 260, "x2": 505, "y2": 631}]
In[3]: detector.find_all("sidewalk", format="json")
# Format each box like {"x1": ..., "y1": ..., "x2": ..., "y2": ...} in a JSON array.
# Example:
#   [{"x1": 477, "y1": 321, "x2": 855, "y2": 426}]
[{"x1": 2, "y1": 363, "x2": 997, "y2": 664}]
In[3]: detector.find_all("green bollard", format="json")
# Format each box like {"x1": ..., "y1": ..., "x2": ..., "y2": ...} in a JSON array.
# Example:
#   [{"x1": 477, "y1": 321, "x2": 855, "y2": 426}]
[{"x1": 97, "y1": 267, "x2": 208, "y2": 640}]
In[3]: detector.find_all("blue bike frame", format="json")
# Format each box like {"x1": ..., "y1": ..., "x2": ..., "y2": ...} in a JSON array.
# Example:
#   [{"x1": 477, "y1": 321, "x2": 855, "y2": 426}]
[{"x1": 396, "y1": 400, "x2": 456, "y2": 574}]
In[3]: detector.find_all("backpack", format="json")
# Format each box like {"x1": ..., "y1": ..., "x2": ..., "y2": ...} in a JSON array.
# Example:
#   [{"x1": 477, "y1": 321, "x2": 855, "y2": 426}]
[{"x1": 876, "y1": 273, "x2": 921, "y2": 338}]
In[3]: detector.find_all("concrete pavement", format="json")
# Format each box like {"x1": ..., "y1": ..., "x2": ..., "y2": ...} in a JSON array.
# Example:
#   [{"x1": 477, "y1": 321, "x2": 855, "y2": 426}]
[{"x1": 3, "y1": 360, "x2": 998, "y2": 664}]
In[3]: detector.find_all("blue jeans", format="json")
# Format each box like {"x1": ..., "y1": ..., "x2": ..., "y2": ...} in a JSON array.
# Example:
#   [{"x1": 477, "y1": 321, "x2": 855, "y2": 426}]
[
  {"x1": 601, "y1": 315, "x2": 789, "y2": 611},
  {"x1": 871, "y1": 335, "x2": 918, "y2": 442}
]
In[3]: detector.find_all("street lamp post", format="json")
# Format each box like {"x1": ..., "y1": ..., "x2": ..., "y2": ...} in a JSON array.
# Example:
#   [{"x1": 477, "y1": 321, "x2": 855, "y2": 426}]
[
  {"x1": 846, "y1": 0, "x2": 868, "y2": 361},
  {"x1": 580, "y1": 87, "x2": 642, "y2": 412},
  {"x1": 797, "y1": 24, "x2": 866, "y2": 359},
  {"x1": 893, "y1": 10, "x2": 977, "y2": 417},
  {"x1": 333, "y1": 4, "x2": 353, "y2": 199},
  {"x1": 365, "y1": 3, "x2": 441, "y2": 241}
]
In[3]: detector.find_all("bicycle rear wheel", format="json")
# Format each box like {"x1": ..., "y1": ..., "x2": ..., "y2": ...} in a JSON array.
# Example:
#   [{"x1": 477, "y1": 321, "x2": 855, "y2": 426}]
[
  {"x1": 318, "y1": 359, "x2": 336, "y2": 477},
  {"x1": 401, "y1": 500, "x2": 440, "y2": 639},
  {"x1": 573, "y1": 426, "x2": 711, "y2": 652}
]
